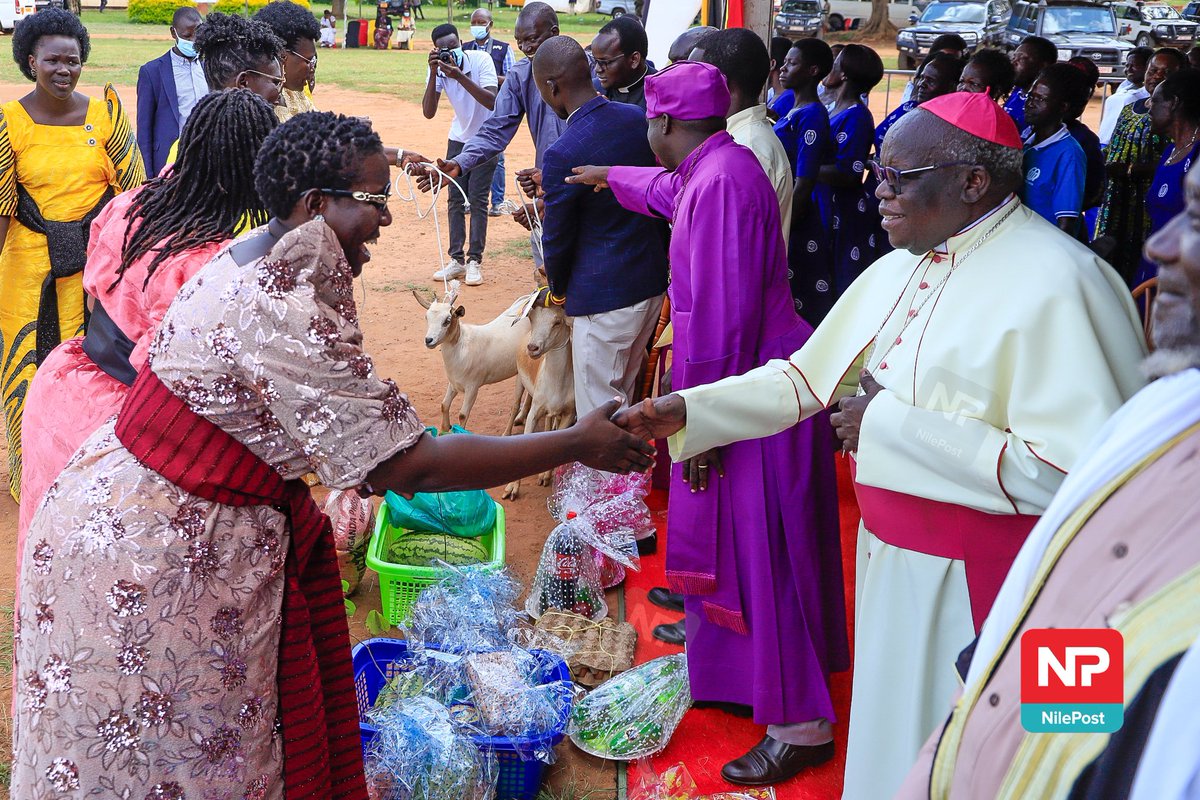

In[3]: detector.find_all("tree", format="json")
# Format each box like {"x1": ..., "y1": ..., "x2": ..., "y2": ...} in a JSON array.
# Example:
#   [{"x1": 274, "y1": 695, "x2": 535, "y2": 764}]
[
  {"x1": 332, "y1": 0, "x2": 345, "y2": 17},
  {"x1": 857, "y1": 0, "x2": 896, "y2": 37}
]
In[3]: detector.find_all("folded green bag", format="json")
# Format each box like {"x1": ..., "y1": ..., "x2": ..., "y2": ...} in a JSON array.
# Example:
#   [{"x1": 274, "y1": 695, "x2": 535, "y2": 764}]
[{"x1": 383, "y1": 426, "x2": 497, "y2": 538}]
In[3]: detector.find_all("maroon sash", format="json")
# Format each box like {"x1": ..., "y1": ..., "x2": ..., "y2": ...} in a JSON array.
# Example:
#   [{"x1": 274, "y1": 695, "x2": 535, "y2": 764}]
[{"x1": 114, "y1": 369, "x2": 368, "y2": 800}]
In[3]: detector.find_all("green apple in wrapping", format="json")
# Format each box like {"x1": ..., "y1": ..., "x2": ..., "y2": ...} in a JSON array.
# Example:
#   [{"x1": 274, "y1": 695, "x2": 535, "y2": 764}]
[{"x1": 567, "y1": 653, "x2": 691, "y2": 760}]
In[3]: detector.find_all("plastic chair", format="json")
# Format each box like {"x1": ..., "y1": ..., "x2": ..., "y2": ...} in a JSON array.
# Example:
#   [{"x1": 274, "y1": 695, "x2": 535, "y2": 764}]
[{"x1": 1132, "y1": 276, "x2": 1158, "y2": 351}]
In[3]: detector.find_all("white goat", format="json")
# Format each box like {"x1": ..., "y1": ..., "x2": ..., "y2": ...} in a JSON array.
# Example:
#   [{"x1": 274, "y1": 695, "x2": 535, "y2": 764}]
[
  {"x1": 415, "y1": 285, "x2": 532, "y2": 433},
  {"x1": 502, "y1": 291, "x2": 576, "y2": 500}
]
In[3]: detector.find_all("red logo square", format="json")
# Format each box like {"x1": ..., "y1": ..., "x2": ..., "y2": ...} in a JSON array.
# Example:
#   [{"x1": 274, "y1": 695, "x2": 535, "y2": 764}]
[{"x1": 1020, "y1": 629, "x2": 1123, "y2": 705}]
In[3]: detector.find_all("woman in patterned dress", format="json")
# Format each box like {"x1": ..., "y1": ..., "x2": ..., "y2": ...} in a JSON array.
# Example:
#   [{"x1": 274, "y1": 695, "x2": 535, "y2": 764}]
[
  {"x1": 12, "y1": 112, "x2": 653, "y2": 800},
  {"x1": 1096, "y1": 48, "x2": 1184, "y2": 285},
  {"x1": 0, "y1": 8, "x2": 145, "y2": 501}
]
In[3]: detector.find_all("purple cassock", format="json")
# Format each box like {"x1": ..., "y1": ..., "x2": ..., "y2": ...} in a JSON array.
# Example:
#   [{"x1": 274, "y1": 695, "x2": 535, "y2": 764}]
[{"x1": 608, "y1": 131, "x2": 850, "y2": 726}]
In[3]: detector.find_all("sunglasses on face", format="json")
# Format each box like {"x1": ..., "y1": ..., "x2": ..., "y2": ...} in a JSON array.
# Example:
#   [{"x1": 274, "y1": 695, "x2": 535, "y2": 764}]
[
  {"x1": 289, "y1": 49, "x2": 318, "y2": 68},
  {"x1": 245, "y1": 69, "x2": 285, "y2": 88},
  {"x1": 319, "y1": 185, "x2": 392, "y2": 212},
  {"x1": 868, "y1": 160, "x2": 975, "y2": 195}
]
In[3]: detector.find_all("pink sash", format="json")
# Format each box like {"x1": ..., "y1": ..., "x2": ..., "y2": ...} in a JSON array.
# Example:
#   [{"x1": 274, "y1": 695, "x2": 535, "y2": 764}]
[{"x1": 850, "y1": 461, "x2": 1037, "y2": 632}]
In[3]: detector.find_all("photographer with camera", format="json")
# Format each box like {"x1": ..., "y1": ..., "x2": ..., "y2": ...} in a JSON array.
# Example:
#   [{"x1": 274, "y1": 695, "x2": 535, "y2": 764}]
[{"x1": 422, "y1": 23, "x2": 499, "y2": 285}]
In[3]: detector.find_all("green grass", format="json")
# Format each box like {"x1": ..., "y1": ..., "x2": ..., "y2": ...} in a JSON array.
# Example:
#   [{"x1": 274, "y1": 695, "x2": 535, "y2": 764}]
[{"x1": 74, "y1": 5, "x2": 610, "y2": 99}]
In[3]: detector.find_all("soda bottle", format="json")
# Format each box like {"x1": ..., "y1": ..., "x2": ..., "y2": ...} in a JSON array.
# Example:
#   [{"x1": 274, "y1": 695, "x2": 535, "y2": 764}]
[{"x1": 541, "y1": 518, "x2": 582, "y2": 615}]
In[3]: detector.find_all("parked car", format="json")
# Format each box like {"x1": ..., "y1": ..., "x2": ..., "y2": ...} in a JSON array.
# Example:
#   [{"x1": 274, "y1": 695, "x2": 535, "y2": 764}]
[
  {"x1": 1183, "y1": 1, "x2": 1200, "y2": 22},
  {"x1": 896, "y1": 0, "x2": 1011, "y2": 69},
  {"x1": 595, "y1": 0, "x2": 628, "y2": 16},
  {"x1": 1, "y1": 0, "x2": 37, "y2": 33},
  {"x1": 1004, "y1": 0, "x2": 1133, "y2": 75},
  {"x1": 775, "y1": 0, "x2": 825, "y2": 38},
  {"x1": 1110, "y1": 1, "x2": 1198, "y2": 48}
]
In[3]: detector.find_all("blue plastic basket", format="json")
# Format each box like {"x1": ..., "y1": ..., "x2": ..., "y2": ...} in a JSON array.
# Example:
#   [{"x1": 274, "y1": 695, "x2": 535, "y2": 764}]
[{"x1": 351, "y1": 637, "x2": 572, "y2": 800}]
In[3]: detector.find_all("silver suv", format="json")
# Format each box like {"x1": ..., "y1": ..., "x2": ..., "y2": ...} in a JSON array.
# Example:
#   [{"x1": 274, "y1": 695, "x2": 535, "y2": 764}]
[
  {"x1": 1111, "y1": 1, "x2": 1198, "y2": 48},
  {"x1": 594, "y1": 0, "x2": 630, "y2": 17}
]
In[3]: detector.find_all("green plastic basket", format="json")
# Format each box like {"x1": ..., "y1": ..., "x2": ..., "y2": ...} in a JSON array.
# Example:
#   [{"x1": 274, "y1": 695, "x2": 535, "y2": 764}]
[{"x1": 366, "y1": 499, "x2": 506, "y2": 627}]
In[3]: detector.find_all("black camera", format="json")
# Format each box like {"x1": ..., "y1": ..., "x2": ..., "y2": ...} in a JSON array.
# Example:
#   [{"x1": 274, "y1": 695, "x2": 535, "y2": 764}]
[{"x1": 437, "y1": 47, "x2": 456, "y2": 64}]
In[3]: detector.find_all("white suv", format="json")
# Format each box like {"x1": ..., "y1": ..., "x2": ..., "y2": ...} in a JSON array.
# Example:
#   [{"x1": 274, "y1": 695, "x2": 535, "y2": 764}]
[
  {"x1": 0, "y1": 0, "x2": 36, "y2": 33},
  {"x1": 1111, "y1": 1, "x2": 1198, "y2": 48},
  {"x1": 594, "y1": 0, "x2": 629, "y2": 16}
]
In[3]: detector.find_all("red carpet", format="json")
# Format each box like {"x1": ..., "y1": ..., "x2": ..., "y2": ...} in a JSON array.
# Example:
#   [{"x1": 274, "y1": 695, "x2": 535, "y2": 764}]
[{"x1": 623, "y1": 458, "x2": 860, "y2": 798}]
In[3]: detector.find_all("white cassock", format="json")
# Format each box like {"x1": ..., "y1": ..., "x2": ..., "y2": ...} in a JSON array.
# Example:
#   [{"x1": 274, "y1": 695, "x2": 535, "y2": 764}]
[{"x1": 668, "y1": 195, "x2": 1148, "y2": 800}]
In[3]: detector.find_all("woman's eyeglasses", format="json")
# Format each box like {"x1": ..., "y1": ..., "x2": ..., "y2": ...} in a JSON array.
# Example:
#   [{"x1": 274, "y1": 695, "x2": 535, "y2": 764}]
[
  {"x1": 289, "y1": 49, "x2": 318, "y2": 68},
  {"x1": 867, "y1": 160, "x2": 975, "y2": 195},
  {"x1": 244, "y1": 69, "x2": 285, "y2": 89},
  {"x1": 319, "y1": 186, "x2": 392, "y2": 212}
]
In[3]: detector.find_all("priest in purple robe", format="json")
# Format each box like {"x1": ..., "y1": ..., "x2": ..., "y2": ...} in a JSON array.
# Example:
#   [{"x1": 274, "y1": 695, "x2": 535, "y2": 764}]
[{"x1": 568, "y1": 61, "x2": 849, "y2": 786}]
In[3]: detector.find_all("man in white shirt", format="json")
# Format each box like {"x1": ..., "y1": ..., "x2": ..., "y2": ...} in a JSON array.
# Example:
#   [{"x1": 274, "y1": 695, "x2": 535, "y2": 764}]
[
  {"x1": 1099, "y1": 46, "x2": 1152, "y2": 146},
  {"x1": 422, "y1": 23, "x2": 499, "y2": 286}
]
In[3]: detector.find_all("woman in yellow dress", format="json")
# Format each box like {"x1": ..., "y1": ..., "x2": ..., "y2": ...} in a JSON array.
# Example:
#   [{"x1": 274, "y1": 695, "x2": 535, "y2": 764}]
[{"x1": 0, "y1": 8, "x2": 144, "y2": 500}]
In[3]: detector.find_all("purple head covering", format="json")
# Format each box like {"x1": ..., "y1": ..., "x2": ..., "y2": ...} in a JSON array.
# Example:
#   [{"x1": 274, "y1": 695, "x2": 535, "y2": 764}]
[{"x1": 644, "y1": 61, "x2": 730, "y2": 120}]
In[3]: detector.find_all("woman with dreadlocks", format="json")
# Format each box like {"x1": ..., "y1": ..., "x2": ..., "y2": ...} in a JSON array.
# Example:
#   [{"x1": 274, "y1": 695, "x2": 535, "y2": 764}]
[
  {"x1": 0, "y1": 8, "x2": 145, "y2": 502},
  {"x1": 16, "y1": 88, "x2": 277, "y2": 550},
  {"x1": 12, "y1": 111, "x2": 654, "y2": 799}
]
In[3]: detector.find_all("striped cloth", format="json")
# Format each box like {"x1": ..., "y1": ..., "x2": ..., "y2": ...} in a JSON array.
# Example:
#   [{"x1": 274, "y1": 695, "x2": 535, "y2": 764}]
[{"x1": 114, "y1": 368, "x2": 368, "y2": 800}]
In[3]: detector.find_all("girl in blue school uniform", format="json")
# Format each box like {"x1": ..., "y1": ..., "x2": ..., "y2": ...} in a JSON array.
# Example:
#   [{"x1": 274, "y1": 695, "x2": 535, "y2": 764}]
[{"x1": 774, "y1": 38, "x2": 838, "y2": 326}]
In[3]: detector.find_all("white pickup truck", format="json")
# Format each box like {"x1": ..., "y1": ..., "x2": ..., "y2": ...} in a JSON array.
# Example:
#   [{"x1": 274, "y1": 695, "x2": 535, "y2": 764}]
[{"x1": 1, "y1": 0, "x2": 37, "y2": 33}]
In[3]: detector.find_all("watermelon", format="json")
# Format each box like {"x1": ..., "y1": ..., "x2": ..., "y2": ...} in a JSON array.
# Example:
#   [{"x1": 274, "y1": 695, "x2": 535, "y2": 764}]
[{"x1": 388, "y1": 532, "x2": 490, "y2": 567}]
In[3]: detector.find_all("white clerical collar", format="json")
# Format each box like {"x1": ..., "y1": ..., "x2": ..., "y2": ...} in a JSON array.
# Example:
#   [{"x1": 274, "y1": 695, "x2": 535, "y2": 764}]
[
  {"x1": 618, "y1": 66, "x2": 648, "y2": 94},
  {"x1": 932, "y1": 193, "x2": 1019, "y2": 254},
  {"x1": 1024, "y1": 123, "x2": 1071, "y2": 151}
]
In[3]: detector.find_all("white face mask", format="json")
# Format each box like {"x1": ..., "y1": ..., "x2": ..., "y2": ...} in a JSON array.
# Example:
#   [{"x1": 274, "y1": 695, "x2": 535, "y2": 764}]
[{"x1": 470, "y1": 24, "x2": 489, "y2": 41}]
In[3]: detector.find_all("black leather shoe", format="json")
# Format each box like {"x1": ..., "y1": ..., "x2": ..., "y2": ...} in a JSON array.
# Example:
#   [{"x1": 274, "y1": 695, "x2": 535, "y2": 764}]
[
  {"x1": 720, "y1": 737, "x2": 834, "y2": 786},
  {"x1": 637, "y1": 531, "x2": 657, "y2": 556},
  {"x1": 647, "y1": 587, "x2": 685, "y2": 613},
  {"x1": 652, "y1": 620, "x2": 686, "y2": 646},
  {"x1": 693, "y1": 700, "x2": 753, "y2": 718}
]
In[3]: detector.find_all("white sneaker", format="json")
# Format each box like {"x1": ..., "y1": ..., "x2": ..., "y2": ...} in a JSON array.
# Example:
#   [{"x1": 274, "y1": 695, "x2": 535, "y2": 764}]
[
  {"x1": 433, "y1": 259, "x2": 465, "y2": 280},
  {"x1": 464, "y1": 260, "x2": 483, "y2": 286}
]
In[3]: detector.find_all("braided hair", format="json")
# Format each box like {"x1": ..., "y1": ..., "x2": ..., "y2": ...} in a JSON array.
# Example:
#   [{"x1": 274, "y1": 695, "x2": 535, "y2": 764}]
[
  {"x1": 254, "y1": 111, "x2": 382, "y2": 219},
  {"x1": 12, "y1": 7, "x2": 89, "y2": 81},
  {"x1": 254, "y1": 0, "x2": 321, "y2": 49},
  {"x1": 113, "y1": 89, "x2": 278, "y2": 291},
  {"x1": 195, "y1": 12, "x2": 284, "y2": 91}
]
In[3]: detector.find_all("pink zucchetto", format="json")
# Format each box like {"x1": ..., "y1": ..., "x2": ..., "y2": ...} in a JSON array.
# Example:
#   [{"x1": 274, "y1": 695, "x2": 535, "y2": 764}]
[
  {"x1": 920, "y1": 91, "x2": 1023, "y2": 149},
  {"x1": 644, "y1": 61, "x2": 731, "y2": 121}
]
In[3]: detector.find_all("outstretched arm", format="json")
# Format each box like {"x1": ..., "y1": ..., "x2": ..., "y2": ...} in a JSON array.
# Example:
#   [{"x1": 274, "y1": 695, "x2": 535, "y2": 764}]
[{"x1": 367, "y1": 400, "x2": 656, "y2": 495}]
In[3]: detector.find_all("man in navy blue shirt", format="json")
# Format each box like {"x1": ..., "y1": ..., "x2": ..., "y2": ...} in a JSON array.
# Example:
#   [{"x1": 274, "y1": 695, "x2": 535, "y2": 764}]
[
  {"x1": 1006, "y1": 36, "x2": 1057, "y2": 138},
  {"x1": 463, "y1": 7, "x2": 517, "y2": 215},
  {"x1": 534, "y1": 35, "x2": 669, "y2": 415}
]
